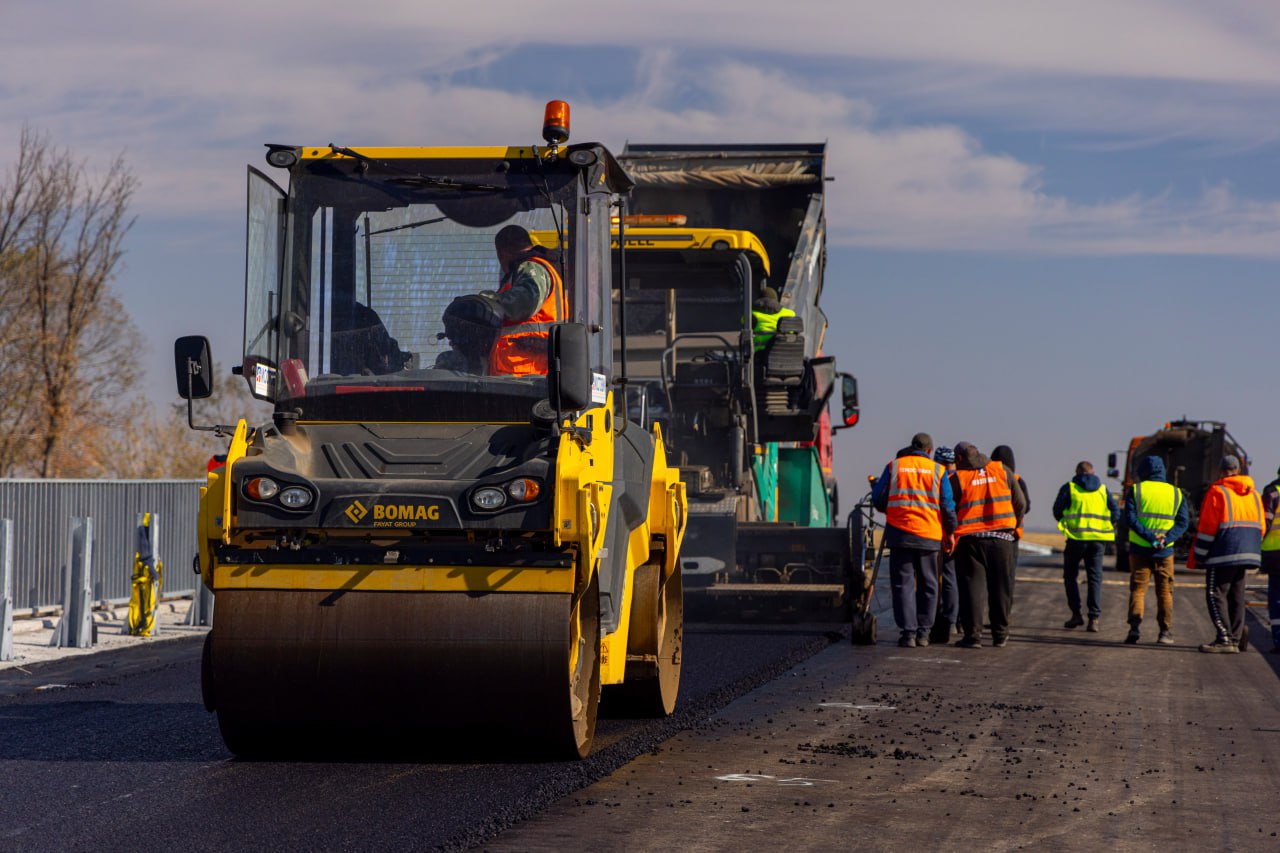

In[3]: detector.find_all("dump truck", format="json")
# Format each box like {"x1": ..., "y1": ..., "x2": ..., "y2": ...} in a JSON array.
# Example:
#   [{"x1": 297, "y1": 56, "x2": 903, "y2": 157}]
[
  {"x1": 612, "y1": 143, "x2": 862, "y2": 623},
  {"x1": 174, "y1": 102, "x2": 687, "y2": 759},
  {"x1": 1108, "y1": 418, "x2": 1250, "y2": 562}
]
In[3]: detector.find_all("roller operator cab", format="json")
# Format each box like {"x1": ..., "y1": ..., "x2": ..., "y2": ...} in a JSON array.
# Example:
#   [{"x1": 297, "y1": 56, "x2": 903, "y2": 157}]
[{"x1": 174, "y1": 103, "x2": 687, "y2": 760}]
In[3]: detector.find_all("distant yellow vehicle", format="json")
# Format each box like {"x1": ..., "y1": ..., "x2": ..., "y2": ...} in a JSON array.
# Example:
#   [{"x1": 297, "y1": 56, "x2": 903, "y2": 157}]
[{"x1": 175, "y1": 102, "x2": 686, "y2": 759}]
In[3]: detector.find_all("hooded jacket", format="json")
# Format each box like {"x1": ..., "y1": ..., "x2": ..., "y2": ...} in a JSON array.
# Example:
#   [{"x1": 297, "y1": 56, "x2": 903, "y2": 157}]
[
  {"x1": 1191, "y1": 473, "x2": 1264, "y2": 569},
  {"x1": 1122, "y1": 456, "x2": 1188, "y2": 558},
  {"x1": 992, "y1": 445, "x2": 1031, "y2": 516},
  {"x1": 947, "y1": 444, "x2": 1026, "y2": 535}
]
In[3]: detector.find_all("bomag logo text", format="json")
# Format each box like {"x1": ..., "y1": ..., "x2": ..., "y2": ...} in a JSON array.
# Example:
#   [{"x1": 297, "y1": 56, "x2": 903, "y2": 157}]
[{"x1": 370, "y1": 503, "x2": 443, "y2": 528}]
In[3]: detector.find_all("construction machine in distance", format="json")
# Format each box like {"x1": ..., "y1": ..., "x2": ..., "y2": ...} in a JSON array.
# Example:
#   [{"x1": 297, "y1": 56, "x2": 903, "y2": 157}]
[
  {"x1": 611, "y1": 143, "x2": 864, "y2": 626},
  {"x1": 173, "y1": 101, "x2": 687, "y2": 760},
  {"x1": 1108, "y1": 418, "x2": 1250, "y2": 563}
]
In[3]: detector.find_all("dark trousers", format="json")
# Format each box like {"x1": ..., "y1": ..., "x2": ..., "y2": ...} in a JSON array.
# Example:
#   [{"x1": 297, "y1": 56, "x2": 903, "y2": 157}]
[
  {"x1": 956, "y1": 536, "x2": 1017, "y2": 642},
  {"x1": 1264, "y1": 553, "x2": 1280, "y2": 646},
  {"x1": 1205, "y1": 564, "x2": 1248, "y2": 643},
  {"x1": 939, "y1": 554, "x2": 959, "y2": 626},
  {"x1": 1063, "y1": 539, "x2": 1105, "y2": 619},
  {"x1": 1268, "y1": 569, "x2": 1280, "y2": 646},
  {"x1": 889, "y1": 547, "x2": 940, "y2": 637}
]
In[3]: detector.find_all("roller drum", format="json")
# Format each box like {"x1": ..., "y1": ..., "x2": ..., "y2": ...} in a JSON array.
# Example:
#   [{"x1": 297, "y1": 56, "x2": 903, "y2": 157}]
[{"x1": 208, "y1": 588, "x2": 596, "y2": 757}]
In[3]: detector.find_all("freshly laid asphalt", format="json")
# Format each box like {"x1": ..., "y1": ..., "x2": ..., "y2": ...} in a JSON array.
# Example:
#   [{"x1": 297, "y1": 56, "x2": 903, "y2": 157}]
[
  {"x1": 4, "y1": 558, "x2": 1277, "y2": 852},
  {"x1": 0, "y1": 612, "x2": 868, "y2": 852},
  {"x1": 489, "y1": 559, "x2": 1280, "y2": 852}
]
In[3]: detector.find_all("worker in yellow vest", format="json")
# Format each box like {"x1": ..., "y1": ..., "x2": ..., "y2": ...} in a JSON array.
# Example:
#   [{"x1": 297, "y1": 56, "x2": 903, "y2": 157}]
[
  {"x1": 1258, "y1": 466, "x2": 1280, "y2": 652},
  {"x1": 1123, "y1": 456, "x2": 1188, "y2": 645},
  {"x1": 1052, "y1": 461, "x2": 1119, "y2": 633}
]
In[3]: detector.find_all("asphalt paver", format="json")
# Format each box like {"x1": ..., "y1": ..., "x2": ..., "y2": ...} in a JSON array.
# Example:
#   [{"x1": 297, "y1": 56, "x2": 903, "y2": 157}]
[{"x1": 488, "y1": 561, "x2": 1280, "y2": 852}]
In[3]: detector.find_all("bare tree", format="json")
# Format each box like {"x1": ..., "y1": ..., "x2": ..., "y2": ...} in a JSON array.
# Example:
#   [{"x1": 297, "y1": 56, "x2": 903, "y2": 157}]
[
  {"x1": 102, "y1": 363, "x2": 273, "y2": 480},
  {"x1": 0, "y1": 126, "x2": 139, "y2": 477}
]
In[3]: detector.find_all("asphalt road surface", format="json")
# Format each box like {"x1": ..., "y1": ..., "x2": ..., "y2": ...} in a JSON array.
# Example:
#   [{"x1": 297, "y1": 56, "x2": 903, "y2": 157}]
[
  {"x1": 489, "y1": 559, "x2": 1280, "y2": 851},
  {"x1": 0, "y1": 616, "x2": 852, "y2": 852}
]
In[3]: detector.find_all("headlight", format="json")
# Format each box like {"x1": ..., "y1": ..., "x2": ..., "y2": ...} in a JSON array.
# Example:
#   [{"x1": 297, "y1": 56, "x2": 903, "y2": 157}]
[
  {"x1": 279, "y1": 487, "x2": 313, "y2": 509},
  {"x1": 506, "y1": 478, "x2": 542, "y2": 502},
  {"x1": 245, "y1": 477, "x2": 279, "y2": 500},
  {"x1": 472, "y1": 487, "x2": 507, "y2": 511}
]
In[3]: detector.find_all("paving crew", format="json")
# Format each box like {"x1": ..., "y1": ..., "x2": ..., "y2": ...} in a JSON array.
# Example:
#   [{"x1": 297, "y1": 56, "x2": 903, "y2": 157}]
[
  {"x1": 872, "y1": 432, "x2": 957, "y2": 648},
  {"x1": 750, "y1": 286, "x2": 796, "y2": 351},
  {"x1": 947, "y1": 441, "x2": 1026, "y2": 648},
  {"x1": 1123, "y1": 456, "x2": 1188, "y2": 645},
  {"x1": 1191, "y1": 455, "x2": 1264, "y2": 653},
  {"x1": 1052, "y1": 461, "x2": 1119, "y2": 634},
  {"x1": 929, "y1": 445, "x2": 962, "y2": 644},
  {"x1": 1259, "y1": 466, "x2": 1280, "y2": 652}
]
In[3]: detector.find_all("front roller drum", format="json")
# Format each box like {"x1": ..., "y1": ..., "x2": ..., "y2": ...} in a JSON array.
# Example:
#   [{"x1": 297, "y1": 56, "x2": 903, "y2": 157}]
[{"x1": 206, "y1": 582, "x2": 601, "y2": 760}]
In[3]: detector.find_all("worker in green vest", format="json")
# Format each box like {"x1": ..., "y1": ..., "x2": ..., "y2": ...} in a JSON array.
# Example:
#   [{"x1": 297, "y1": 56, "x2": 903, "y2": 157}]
[
  {"x1": 1261, "y1": 466, "x2": 1280, "y2": 652},
  {"x1": 1124, "y1": 456, "x2": 1188, "y2": 645},
  {"x1": 750, "y1": 286, "x2": 796, "y2": 351},
  {"x1": 1053, "y1": 461, "x2": 1119, "y2": 632}
]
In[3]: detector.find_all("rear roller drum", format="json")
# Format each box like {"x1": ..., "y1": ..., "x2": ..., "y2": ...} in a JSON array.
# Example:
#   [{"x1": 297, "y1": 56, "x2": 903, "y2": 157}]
[{"x1": 607, "y1": 561, "x2": 683, "y2": 717}]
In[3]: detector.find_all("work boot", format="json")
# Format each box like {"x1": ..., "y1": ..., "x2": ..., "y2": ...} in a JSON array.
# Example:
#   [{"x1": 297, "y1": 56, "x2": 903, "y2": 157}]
[
  {"x1": 956, "y1": 635, "x2": 982, "y2": 648},
  {"x1": 1086, "y1": 617, "x2": 1100, "y2": 633},
  {"x1": 1156, "y1": 630, "x2": 1174, "y2": 645},
  {"x1": 992, "y1": 636, "x2": 1008, "y2": 648},
  {"x1": 1064, "y1": 613, "x2": 1084, "y2": 629},
  {"x1": 1198, "y1": 638, "x2": 1238, "y2": 654},
  {"x1": 916, "y1": 634, "x2": 930, "y2": 648},
  {"x1": 1125, "y1": 624, "x2": 1140, "y2": 644},
  {"x1": 898, "y1": 633, "x2": 916, "y2": 648}
]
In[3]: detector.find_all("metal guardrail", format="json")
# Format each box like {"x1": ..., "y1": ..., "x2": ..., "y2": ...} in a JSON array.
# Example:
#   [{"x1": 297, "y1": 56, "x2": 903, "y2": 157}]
[{"x1": 0, "y1": 480, "x2": 202, "y2": 612}]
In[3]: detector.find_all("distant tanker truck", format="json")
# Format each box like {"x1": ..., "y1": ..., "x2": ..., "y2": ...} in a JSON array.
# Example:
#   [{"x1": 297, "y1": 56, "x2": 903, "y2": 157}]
[{"x1": 1108, "y1": 419, "x2": 1250, "y2": 562}]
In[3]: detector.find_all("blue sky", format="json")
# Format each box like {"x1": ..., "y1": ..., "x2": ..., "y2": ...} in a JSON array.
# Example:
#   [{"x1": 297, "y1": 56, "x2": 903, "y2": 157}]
[{"x1": 4, "y1": 1, "x2": 1278, "y2": 528}]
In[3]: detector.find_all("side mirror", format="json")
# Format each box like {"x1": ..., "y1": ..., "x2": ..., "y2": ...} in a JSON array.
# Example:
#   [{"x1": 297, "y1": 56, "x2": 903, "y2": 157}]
[
  {"x1": 1106, "y1": 452, "x2": 1117, "y2": 469},
  {"x1": 834, "y1": 372, "x2": 859, "y2": 429},
  {"x1": 175, "y1": 336, "x2": 213, "y2": 399},
  {"x1": 548, "y1": 323, "x2": 593, "y2": 412}
]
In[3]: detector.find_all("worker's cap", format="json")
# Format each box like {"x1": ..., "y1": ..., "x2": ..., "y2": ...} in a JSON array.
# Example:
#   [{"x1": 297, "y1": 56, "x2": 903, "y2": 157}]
[
  {"x1": 1220, "y1": 454, "x2": 1241, "y2": 471},
  {"x1": 494, "y1": 224, "x2": 533, "y2": 252},
  {"x1": 758, "y1": 286, "x2": 779, "y2": 302},
  {"x1": 910, "y1": 432, "x2": 933, "y2": 452},
  {"x1": 933, "y1": 446, "x2": 955, "y2": 464}
]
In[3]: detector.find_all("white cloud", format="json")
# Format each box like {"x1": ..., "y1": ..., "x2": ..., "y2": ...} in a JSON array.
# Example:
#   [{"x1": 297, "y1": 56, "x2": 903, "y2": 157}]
[{"x1": 3, "y1": 3, "x2": 1280, "y2": 257}]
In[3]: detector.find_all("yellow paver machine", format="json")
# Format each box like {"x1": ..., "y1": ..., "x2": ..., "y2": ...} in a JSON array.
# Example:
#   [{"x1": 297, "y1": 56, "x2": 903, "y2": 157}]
[{"x1": 174, "y1": 102, "x2": 687, "y2": 759}]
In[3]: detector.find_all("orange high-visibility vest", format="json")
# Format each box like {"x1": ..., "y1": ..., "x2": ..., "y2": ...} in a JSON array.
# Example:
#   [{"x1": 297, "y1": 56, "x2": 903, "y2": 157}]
[
  {"x1": 955, "y1": 461, "x2": 1016, "y2": 536},
  {"x1": 490, "y1": 255, "x2": 567, "y2": 376},
  {"x1": 885, "y1": 455, "x2": 944, "y2": 540}
]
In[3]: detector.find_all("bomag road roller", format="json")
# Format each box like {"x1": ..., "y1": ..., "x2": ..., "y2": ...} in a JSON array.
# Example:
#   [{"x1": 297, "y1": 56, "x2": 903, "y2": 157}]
[{"x1": 173, "y1": 101, "x2": 687, "y2": 760}]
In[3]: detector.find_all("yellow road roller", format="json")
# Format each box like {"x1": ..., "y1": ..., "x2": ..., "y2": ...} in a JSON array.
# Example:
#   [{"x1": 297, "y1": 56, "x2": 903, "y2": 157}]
[{"x1": 174, "y1": 102, "x2": 687, "y2": 759}]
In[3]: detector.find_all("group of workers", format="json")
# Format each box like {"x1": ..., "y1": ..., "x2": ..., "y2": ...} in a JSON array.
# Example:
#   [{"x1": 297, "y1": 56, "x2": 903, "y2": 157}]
[
  {"x1": 870, "y1": 433, "x2": 1028, "y2": 648},
  {"x1": 872, "y1": 433, "x2": 1280, "y2": 655}
]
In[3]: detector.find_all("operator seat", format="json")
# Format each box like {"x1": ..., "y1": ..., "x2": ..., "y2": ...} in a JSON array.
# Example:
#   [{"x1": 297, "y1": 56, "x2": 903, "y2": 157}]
[{"x1": 759, "y1": 315, "x2": 805, "y2": 415}]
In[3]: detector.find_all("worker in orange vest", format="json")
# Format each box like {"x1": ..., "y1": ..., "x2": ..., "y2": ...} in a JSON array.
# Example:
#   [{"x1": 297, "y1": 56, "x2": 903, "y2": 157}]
[
  {"x1": 947, "y1": 442, "x2": 1027, "y2": 648},
  {"x1": 872, "y1": 432, "x2": 957, "y2": 648},
  {"x1": 488, "y1": 224, "x2": 567, "y2": 376},
  {"x1": 1191, "y1": 455, "x2": 1264, "y2": 653}
]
